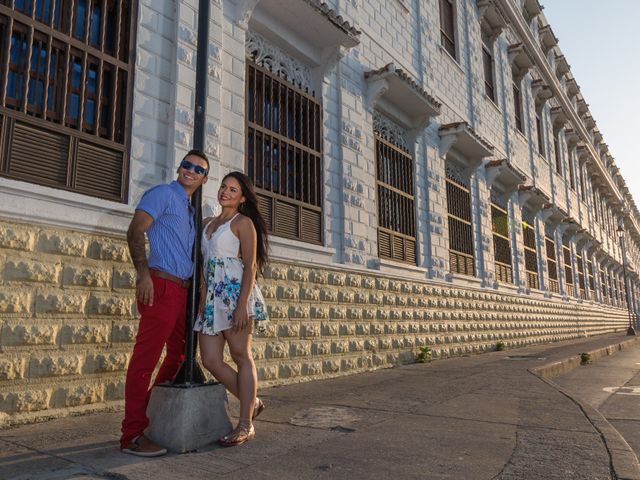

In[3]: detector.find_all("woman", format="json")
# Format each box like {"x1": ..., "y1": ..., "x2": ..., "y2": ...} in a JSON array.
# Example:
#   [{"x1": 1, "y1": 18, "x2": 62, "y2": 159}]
[{"x1": 194, "y1": 171, "x2": 269, "y2": 447}]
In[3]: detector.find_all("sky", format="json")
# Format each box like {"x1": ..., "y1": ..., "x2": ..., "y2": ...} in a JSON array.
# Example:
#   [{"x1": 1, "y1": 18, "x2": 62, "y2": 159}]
[{"x1": 541, "y1": 0, "x2": 640, "y2": 206}]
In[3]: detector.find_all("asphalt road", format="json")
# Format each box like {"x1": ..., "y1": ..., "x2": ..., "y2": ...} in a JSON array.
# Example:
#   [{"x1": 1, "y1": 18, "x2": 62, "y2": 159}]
[{"x1": 554, "y1": 343, "x2": 640, "y2": 459}]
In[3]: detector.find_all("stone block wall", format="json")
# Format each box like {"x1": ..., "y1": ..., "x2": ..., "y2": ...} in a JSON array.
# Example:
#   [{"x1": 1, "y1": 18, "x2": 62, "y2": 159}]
[{"x1": 0, "y1": 219, "x2": 629, "y2": 427}]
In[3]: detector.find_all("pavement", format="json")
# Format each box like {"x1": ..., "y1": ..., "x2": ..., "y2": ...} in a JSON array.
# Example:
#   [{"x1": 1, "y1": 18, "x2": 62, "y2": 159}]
[
  {"x1": 1, "y1": 333, "x2": 639, "y2": 480},
  {"x1": 553, "y1": 342, "x2": 640, "y2": 477}
]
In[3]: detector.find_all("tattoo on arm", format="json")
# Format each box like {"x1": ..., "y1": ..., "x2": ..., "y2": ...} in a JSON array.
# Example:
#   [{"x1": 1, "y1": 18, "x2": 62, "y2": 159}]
[
  {"x1": 128, "y1": 230, "x2": 149, "y2": 274},
  {"x1": 127, "y1": 211, "x2": 154, "y2": 276}
]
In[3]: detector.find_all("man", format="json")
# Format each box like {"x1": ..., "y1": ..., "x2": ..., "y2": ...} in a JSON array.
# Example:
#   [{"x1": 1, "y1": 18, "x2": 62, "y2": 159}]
[{"x1": 120, "y1": 150, "x2": 209, "y2": 456}]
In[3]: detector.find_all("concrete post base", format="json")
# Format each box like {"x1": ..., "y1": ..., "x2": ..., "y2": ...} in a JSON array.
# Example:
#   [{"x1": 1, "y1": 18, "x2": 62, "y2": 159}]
[{"x1": 146, "y1": 382, "x2": 232, "y2": 453}]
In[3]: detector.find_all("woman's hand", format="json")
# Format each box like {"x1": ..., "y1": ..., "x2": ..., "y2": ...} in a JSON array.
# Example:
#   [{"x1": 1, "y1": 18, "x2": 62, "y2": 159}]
[{"x1": 232, "y1": 303, "x2": 250, "y2": 332}]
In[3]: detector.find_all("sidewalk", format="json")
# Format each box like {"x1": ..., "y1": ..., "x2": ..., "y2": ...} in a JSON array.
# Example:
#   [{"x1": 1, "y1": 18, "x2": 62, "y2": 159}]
[{"x1": 1, "y1": 333, "x2": 638, "y2": 480}]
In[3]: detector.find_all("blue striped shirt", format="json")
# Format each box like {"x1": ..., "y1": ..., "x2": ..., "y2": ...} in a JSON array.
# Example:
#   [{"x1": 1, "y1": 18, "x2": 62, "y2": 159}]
[{"x1": 136, "y1": 181, "x2": 195, "y2": 280}]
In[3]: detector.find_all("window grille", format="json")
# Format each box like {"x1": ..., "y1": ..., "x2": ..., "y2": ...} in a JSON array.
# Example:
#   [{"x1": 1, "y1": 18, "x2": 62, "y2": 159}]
[
  {"x1": 439, "y1": 0, "x2": 456, "y2": 59},
  {"x1": 563, "y1": 244, "x2": 574, "y2": 297},
  {"x1": 619, "y1": 278, "x2": 626, "y2": 307},
  {"x1": 535, "y1": 110, "x2": 545, "y2": 157},
  {"x1": 245, "y1": 59, "x2": 323, "y2": 244},
  {"x1": 446, "y1": 167, "x2": 474, "y2": 276},
  {"x1": 375, "y1": 131, "x2": 416, "y2": 264},
  {"x1": 481, "y1": 30, "x2": 494, "y2": 102},
  {"x1": 553, "y1": 133, "x2": 562, "y2": 175},
  {"x1": 522, "y1": 215, "x2": 539, "y2": 289},
  {"x1": 610, "y1": 274, "x2": 618, "y2": 306},
  {"x1": 546, "y1": 235, "x2": 559, "y2": 293},
  {"x1": 579, "y1": 165, "x2": 586, "y2": 201},
  {"x1": 576, "y1": 252, "x2": 586, "y2": 299},
  {"x1": 512, "y1": 81, "x2": 523, "y2": 133},
  {"x1": 587, "y1": 259, "x2": 595, "y2": 292},
  {"x1": 567, "y1": 151, "x2": 576, "y2": 190},
  {"x1": 592, "y1": 188, "x2": 599, "y2": 223},
  {"x1": 600, "y1": 269, "x2": 608, "y2": 304},
  {"x1": 491, "y1": 195, "x2": 512, "y2": 284},
  {"x1": 608, "y1": 273, "x2": 615, "y2": 306},
  {"x1": 0, "y1": 1, "x2": 134, "y2": 202}
]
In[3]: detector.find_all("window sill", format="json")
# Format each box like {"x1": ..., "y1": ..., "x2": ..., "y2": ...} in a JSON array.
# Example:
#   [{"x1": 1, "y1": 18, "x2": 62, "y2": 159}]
[
  {"x1": 378, "y1": 257, "x2": 429, "y2": 281},
  {"x1": 269, "y1": 235, "x2": 336, "y2": 265},
  {"x1": 0, "y1": 177, "x2": 133, "y2": 234},
  {"x1": 514, "y1": 129, "x2": 528, "y2": 143},
  {"x1": 536, "y1": 153, "x2": 549, "y2": 164},
  {"x1": 447, "y1": 273, "x2": 483, "y2": 288},
  {"x1": 484, "y1": 95, "x2": 501, "y2": 113},
  {"x1": 439, "y1": 45, "x2": 464, "y2": 74}
]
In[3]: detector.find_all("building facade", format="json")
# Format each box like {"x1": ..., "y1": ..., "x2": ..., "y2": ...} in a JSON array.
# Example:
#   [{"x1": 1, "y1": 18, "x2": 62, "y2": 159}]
[{"x1": 1, "y1": 0, "x2": 639, "y2": 426}]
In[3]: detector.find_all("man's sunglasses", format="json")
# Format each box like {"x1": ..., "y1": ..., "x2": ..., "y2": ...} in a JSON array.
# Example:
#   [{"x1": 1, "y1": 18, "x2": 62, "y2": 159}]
[{"x1": 180, "y1": 159, "x2": 208, "y2": 176}]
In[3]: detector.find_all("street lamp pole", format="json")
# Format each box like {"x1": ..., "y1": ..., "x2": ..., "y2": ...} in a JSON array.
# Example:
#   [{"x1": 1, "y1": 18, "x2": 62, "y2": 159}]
[{"x1": 617, "y1": 225, "x2": 636, "y2": 336}]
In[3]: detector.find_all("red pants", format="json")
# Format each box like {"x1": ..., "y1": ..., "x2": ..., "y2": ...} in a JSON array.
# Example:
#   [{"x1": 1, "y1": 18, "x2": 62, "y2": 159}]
[{"x1": 120, "y1": 277, "x2": 187, "y2": 448}]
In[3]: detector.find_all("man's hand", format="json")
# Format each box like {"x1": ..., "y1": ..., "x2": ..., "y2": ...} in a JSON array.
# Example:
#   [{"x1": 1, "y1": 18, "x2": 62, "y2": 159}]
[{"x1": 136, "y1": 273, "x2": 154, "y2": 306}]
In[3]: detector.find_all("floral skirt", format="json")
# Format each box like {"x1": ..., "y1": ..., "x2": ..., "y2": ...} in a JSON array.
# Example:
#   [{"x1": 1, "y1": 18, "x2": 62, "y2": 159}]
[{"x1": 193, "y1": 256, "x2": 268, "y2": 336}]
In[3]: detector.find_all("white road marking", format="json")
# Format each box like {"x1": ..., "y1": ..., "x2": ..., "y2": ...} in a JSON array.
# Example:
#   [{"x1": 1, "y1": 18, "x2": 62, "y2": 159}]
[{"x1": 603, "y1": 386, "x2": 640, "y2": 395}]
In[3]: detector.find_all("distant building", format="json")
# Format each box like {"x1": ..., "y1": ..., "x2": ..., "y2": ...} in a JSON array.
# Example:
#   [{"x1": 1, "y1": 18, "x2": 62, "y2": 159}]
[{"x1": 1, "y1": 0, "x2": 638, "y2": 426}]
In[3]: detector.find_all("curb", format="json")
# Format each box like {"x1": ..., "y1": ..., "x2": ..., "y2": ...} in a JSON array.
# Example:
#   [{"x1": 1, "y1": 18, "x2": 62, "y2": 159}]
[
  {"x1": 531, "y1": 336, "x2": 640, "y2": 379},
  {"x1": 530, "y1": 337, "x2": 640, "y2": 480}
]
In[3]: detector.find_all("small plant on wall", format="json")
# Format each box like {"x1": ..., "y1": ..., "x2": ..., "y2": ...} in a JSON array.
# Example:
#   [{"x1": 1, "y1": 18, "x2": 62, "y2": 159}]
[
  {"x1": 495, "y1": 341, "x2": 506, "y2": 351},
  {"x1": 416, "y1": 346, "x2": 432, "y2": 363},
  {"x1": 580, "y1": 352, "x2": 592, "y2": 365}
]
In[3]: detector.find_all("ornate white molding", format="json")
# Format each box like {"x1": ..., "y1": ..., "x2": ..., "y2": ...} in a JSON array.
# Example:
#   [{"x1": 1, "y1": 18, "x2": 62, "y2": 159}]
[
  {"x1": 445, "y1": 164, "x2": 469, "y2": 188},
  {"x1": 246, "y1": 31, "x2": 312, "y2": 91},
  {"x1": 373, "y1": 112, "x2": 408, "y2": 150}
]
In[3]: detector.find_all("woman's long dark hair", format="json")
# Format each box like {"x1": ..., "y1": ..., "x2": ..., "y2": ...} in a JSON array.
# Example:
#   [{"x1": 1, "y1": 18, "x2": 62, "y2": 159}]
[{"x1": 224, "y1": 171, "x2": 270, "y2": 274}]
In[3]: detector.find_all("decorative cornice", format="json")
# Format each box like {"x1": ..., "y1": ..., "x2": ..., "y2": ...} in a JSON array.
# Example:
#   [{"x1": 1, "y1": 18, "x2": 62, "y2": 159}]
[
  {"x1": 507, "y1": 43, "x2": 534, "y2": 73},
  {"x1": 365, "y1": 63, "x2": 441, "y2": 130},
  {"x1": 538, "y1": 24, "x2": 558, "y2": 54},
  {"x1": 555, "y1": 54, "x2": 570, "y2": 77},
  {"x1": 364, "y1": 63, "x2": 442, "y2": 112},
  {"x1": 439, "y1": 122, "x2": 494, "y2": 160},
  {"x1": 518, "y1": 184, "x2": 550, "y2": 211},
  {"x1": 550, "y1": 106, "x2": 568, "y2": 129},
  {"x1": 531, "y1": 78, "x2": 553, "y2": 104},
  {"x1": 477, "y1": 0, "x2": 507, "y2": 31},
  {"x1": 564, "y1": 128, "x2": 580, "y2": 148},
  {"x1": 302, "y1": 0, "x2": 361, "y2": 39},
  {"x1": 485, "y1": 158, "x2": 527, "y2": 189}
]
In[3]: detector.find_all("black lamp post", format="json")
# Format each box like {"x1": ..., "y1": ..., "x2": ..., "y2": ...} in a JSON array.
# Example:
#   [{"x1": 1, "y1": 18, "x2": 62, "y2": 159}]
[{"x1": 617, "y1": 225, "x2": 636, "y2": 336}]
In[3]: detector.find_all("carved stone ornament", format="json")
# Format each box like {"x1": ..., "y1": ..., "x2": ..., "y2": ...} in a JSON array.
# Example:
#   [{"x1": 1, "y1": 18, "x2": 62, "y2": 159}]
[
  {"x1": 246, "y1": 31, "x2": 312, "y2": 91},
  {"x1": 445, "y1": 164, "x2": 469, "y2": 188},
  {"x1": 373, "y1": 111, "x2": 408, "y2": 150}
]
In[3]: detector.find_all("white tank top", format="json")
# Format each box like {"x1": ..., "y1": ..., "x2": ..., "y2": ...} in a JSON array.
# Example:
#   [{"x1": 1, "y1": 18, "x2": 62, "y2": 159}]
[{"x1": 202, "y1": 213, "x2": 241, "y2": 259}]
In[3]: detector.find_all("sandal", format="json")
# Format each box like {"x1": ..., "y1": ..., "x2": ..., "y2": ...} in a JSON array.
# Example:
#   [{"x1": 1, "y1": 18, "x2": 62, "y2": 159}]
[
  {"x1": 252, "y1": 397, "x2": 266, "y2": 420},
  {"x1": 219, "y1": 423, "x2": 255, "y2": 447}
]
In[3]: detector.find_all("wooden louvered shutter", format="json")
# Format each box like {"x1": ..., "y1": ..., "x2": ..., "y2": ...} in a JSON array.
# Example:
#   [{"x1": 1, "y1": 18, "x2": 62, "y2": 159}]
[
  {"x1": 75, "y1": 142, "x2": 124, "y2": 201},
  {"x1": 6, "y1": 120, "x2": 69, "y2": 187}
]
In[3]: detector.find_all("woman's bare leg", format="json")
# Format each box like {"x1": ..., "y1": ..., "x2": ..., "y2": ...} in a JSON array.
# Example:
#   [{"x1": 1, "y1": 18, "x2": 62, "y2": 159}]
[
  {"x1": 198, "y1": 332, "x2": 239, "y2": 397},
  {"x1": 223, "y1": 328, "x2": 256, "y2": 424}
]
